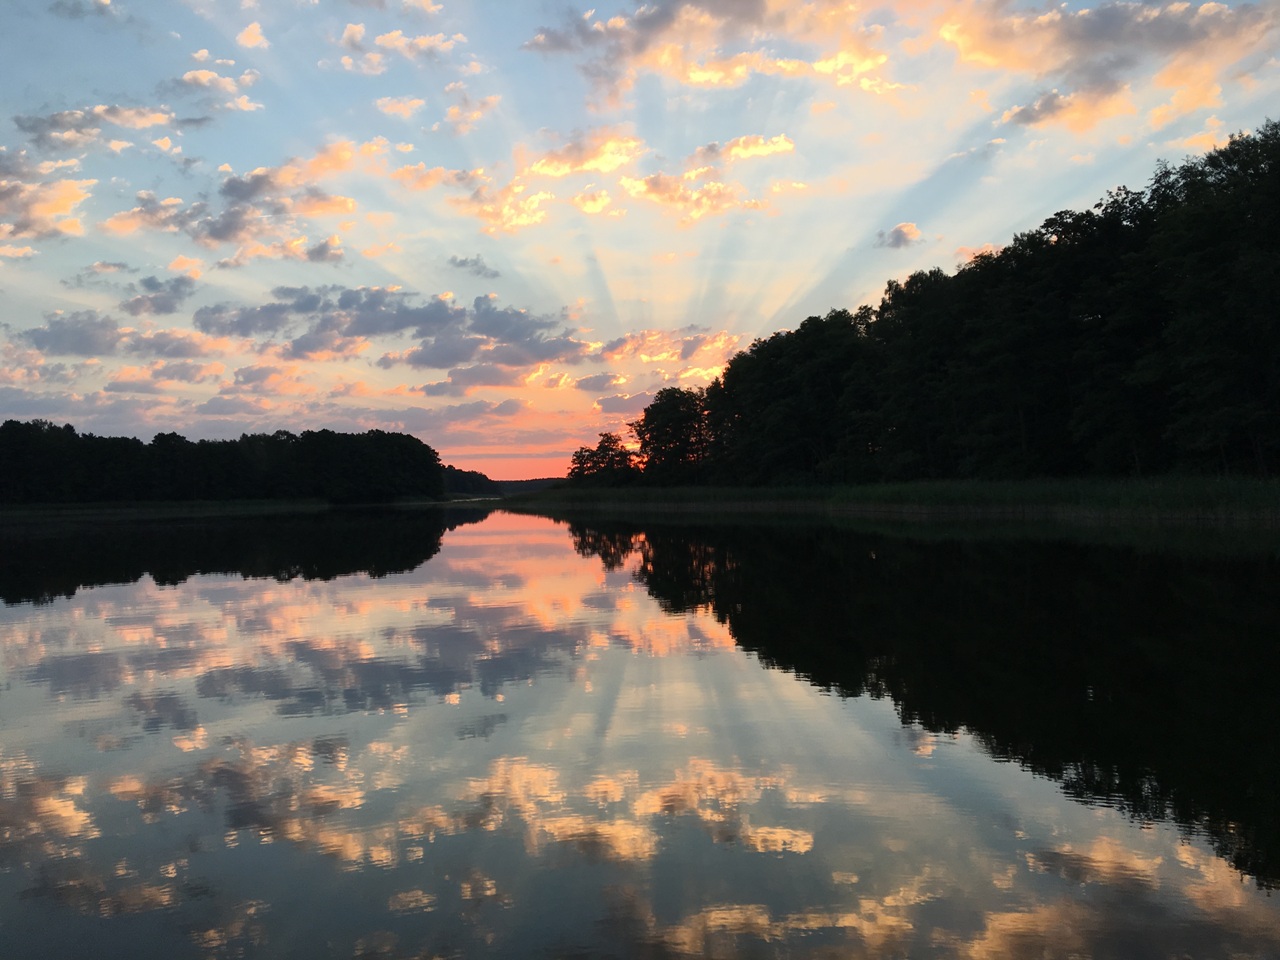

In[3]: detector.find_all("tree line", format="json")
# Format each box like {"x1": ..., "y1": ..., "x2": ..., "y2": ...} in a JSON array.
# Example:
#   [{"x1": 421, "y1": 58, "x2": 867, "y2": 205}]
[
  {"x1": 570, "y1": 119, "x2": 1279, "y2": 485},
  {"x1": 0, "y1": 420, "x2": 448, "y2": 504}
]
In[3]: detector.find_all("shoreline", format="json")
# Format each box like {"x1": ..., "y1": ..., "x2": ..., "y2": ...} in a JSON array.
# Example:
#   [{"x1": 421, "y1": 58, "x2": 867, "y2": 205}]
[
  {"x1": 504, "y1": 477, "x2": 1280, "y2": 528},
  {"x1": 0, "y1": 497, "x2": 480, "y2": 529}
]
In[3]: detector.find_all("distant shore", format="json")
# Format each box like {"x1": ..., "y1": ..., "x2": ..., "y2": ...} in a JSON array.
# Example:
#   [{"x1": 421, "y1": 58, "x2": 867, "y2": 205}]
[
  {"x1": 0, "y1": 497, "x2": 488, "y2": 530},
  {"x1": 507, "y1": 477, "x2": 1280, "y2": 527},
  {"x1": 3, "y1": 477, "x2": 1276, "y2": 531}
]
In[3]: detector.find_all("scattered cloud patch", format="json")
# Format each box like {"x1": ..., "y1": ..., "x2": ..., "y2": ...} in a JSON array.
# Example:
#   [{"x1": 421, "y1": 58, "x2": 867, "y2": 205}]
[
  {"x1": 22, "y1": 310, "x2": 123, "y2": 356},
  {"x1": 875, "y1": 222, "x2": 923, "y2": 248},
  {"x1": 376, "y1": 96, "x2": 426, "y2": 118},
  {"x1": 447, "y1": 254, "x2": 500, "y2": 278},
  {"x1": 119, "y1": 275, "x2": 198, "y2": 316},
  {"x1": 236, "y1": 21, "x2": 269, "y2": 49}
]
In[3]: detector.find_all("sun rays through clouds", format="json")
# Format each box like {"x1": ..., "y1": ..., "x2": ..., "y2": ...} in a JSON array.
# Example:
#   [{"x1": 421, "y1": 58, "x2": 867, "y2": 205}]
[{"x1": 1, "y1": 0, "x2": 1277, "y2": 475}]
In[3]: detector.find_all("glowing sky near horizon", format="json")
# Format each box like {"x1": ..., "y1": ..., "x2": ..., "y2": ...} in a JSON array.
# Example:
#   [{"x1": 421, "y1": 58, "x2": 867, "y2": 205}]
[{"x1": 1, "y1": 0, "x2": 1276, "y2": 478}]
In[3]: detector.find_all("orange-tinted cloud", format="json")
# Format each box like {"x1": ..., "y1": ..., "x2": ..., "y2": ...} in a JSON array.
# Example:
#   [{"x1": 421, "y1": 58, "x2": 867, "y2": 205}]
[
  {"x1": 376, "y1": 96, "x2": 426, "y2": 118},
  {"x1": 938, "y1": 0, "x2": 1277, "y2": 131},
  {"x1": 572, "y1": 188, "x2": 621, "y2": 216},
  {"x1": 375, "y1": 29, "x2": 466, "y2": 61},
  {"x1": 452, "y1": 181, "x2": 555, "y2": 233},
  {"x1": 876, "y1": 221, "x2": 923, "y2": 248},
  {"x1": 524, "y1": 1, "x2": 896, "y2": 105},
  {"x1": 1, "y1": 178, "x2": 96, "y2": 239},
  {"x1": 438, "y1": 82, "x2": 501, "y2": 134},
  {"x1": 236, "y1": 21, "x2": 269, "y2": 50},
  {"x1": 528, "y1": 128, "x2": 646, "y2": 177},
  {"x1": 619, "y1": 173, "x2": 763, "y2": 223}
]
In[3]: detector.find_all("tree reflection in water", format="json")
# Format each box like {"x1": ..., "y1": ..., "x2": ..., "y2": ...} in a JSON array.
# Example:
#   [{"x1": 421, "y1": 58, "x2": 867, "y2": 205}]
[
  {"x1": 567, "y1": 517, "x2": 1280, "y2": 888},
  {"x1": 1, "y1": 510, "x2": 1277, "y2": 959}
]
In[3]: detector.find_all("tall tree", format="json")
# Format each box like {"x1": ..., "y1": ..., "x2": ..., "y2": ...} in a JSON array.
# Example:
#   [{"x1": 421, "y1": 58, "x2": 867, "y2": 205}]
[{"x1": 629, "y1": 386, "x2": 710, "y2": 484}]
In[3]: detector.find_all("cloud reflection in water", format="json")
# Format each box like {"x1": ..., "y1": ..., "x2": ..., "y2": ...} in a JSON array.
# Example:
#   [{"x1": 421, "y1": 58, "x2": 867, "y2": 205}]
[{"x1": 0, "y1": 511, "x2": 1277, "y2": 958}]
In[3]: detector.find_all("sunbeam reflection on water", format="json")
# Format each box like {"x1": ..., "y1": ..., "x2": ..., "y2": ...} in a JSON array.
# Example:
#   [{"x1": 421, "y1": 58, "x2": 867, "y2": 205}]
[{"x1": 1, "y1": 509, "x2": 1278, "y2": 959}]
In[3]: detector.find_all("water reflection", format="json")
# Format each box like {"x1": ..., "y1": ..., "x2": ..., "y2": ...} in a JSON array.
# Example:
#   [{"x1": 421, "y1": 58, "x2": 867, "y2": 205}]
[
  {"x1": 0, "y1": 510, "x2": 1277, "y2": 958},
  {"x1": 0, "y1": 505, "x2": 492, "y2": 605},
  {"x1": 566, "y1": 518, "x2": 1280, "y2": 889}
]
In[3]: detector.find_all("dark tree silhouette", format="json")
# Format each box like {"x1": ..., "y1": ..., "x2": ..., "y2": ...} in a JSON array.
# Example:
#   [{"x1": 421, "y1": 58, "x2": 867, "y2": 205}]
[
  {"x1": 0, "y1": 422, "x2": 447, "y2": 505},
  {"x1": 567, "y1": 432, "x2": 639, "y2": 485},
  {"x1": 628, "y1": 386, "x2": 710, "y2": 484},
  {"x1": 567, "y1": 119, "x2": 1280, "y2": 486}
]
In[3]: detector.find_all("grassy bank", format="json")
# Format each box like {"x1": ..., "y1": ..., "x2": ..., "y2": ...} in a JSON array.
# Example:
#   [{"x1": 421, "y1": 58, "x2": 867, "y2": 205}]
[{"x1": 506, "y1": 476, "x2": 1280, "y2": 527}]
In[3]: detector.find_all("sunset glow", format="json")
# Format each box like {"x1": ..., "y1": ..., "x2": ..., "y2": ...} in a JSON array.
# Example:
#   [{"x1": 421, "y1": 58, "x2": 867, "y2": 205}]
[{"x1": 1, "y1": 0, "x2": 1276, "y2": 477}]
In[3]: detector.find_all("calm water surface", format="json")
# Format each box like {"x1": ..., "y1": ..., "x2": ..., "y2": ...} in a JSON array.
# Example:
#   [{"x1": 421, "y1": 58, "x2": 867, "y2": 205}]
[{"x1": 1, "y1": 509, "x2": 1278, "y2": 959}]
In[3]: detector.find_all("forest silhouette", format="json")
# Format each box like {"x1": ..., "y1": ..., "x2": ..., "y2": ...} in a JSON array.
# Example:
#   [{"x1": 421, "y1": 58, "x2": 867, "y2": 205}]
[
  {"x1": 572, "y1": 120, "x2": 1279, "y2": 486},
  {"x1": 0, "y1": 423, "x2": 448, "y2": 505}
]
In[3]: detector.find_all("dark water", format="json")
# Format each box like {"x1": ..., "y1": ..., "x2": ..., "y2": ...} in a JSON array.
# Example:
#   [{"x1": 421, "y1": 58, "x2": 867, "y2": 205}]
[{"x1": 1, "y1": 508, "x2": 1278, "y2": 959}]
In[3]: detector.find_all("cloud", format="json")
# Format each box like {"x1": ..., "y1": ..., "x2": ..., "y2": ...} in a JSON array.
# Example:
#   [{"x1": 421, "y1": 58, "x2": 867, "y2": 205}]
[
  {"x1": 383, "y1": 295, "x2": 591, "y2": 370},
  {"x1": 229, "y1": 363, "x2": 316, "y2": 395},
  {"x1": 168, "y1": 255, "x2": 204, "y2": 278},
  {"x1": 875, "y1": 222, "x2": 923, "y2": 248},
  {"x1": 213, "y1": 234, "x2": 345, "y2": 269},
  {"x1": 391, "y1": 162, "x2": 484, "y2": 192},
  {"x1": 193, "y1": 300, "x2": 295, "y2": 337},
  {"x1": 1, "y1": 177, "x2": 97, "y2": 239},
  {"x1": 178, "y1": 67, "x2": 260, "y2": 110},
  {"x1": 194, "y1": 284, "x2": 464, "y2": 344},
  {"x1": 618, "y1": 173, "x2": 763, "y2": 223},
  {"x1": 49, "y1": 0, "x2": 115, "y2": 19},
  {"x1": 1169, "y1": 114, "x2": 1231, "y2": 152},
  {"x1": 226, "y1": 94, "x2": 265, "y2": 112},
  {"x1": 418, "y1": 363, "x2": 522, "y2": 396},
  {"x1": 447, "y1": 254, "x2": 500, "y2": 278},
  {"x1": 451, "y1": 180, "x2": 555, "y2": 233},
  {"x1": 22, "y1": 310, "x2": 122, "y2": 356},
  {"x1": 60, "y1": 260, "x2": 137, "y2": 289},
  {"x1": 571, "y1": 188, "x2": 618, "y2": 215},
  {"x1": 361, "y1": 241, "x2": 401, "y2": 258},
  {"x1": 306, "y1": 235, "x2": 345, "y2": 262},
  {"x1": 528, "y1": 128, "x2": 645, "y2": 177},
  {"x1": 13, "y1": 111, "x2": 100, "y2": 151},
  {"x1": 119, "y1": 275, "x2": 198, "y2": 316},
  {"x1": 524, "y1": 1, "x2": 894, "y2": 106},
  {"x1": 101, "y1": 141, "x2": 382, "y2": 264},
  {"x1": 940, "y1": 0, "x2": 1278, "y2": 130},
  {"x1": 999, "y1": 89, "x2": 1135, "y2": 132},
  {"x1": 12, "y1": 103, "x2": 172, "y2": 152},
  {"x1": 92, "y1": 105, "x2": 174, "y2": 129},
  {"x1": 124, "y1": 328, "x2": 229, "y2": 359},
  {"x1": 0, "y1": 244, "x2": 36, "y2": 258},
  {"x1": 376, "y1": 96, "x2": 426, "y2": 118},
  {"x1": 383, "y1": 331, "x2": 487, "y2": 368},
  {"x1": 375, "y1": 29, "x2": 467, "y2": 61},
  {"x1": 596, "y1": 392, "x2": 653, "y2": 415},
  {"x1": 436, "y1": 82, "x2": 500, "y2": 134},
  {"x1": 600, "y1": 327, "x2": 741, "y2": 368},
  {"x1": 341, "y1": 22, "x2": 366, "y2": 49},
  {"x1": 236, "y1": 21, "x2": 269, "y2": 49},
  {"x1": 955, "y1": 242, "x2": 1001, "y2": 263},
  {"x1": 574, "y1": 372, "x2": 627, "y2": 392},
  {"x1": 104, "y1": 360, "x2": 224, "y2": 394},
  {"x1": 180, "y1": 69, "x2": 241, "y2": 95},
  {"x1": 196, "y1": 395, "x2": 273, "y2": 416},
  {"x1": 340, "y1": 36, "x2": 388, "y2": 75},
  {"x1": 720, "y1": 133, "x2": 794, "y2": 163},
  {"x1": 99, "y1": 191, "x2": 202, "y2": 236}
]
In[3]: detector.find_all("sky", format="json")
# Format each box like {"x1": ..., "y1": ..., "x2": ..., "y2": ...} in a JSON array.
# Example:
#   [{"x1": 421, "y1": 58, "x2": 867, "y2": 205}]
[{"x1": 1, "y1": 0, "x2": 1277, "y2": 478}]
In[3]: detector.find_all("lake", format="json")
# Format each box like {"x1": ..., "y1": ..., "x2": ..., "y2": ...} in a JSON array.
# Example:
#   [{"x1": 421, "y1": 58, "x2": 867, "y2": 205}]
[{"x1": 2, "y1": 507, "x2": 1278, "y2": 959}]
